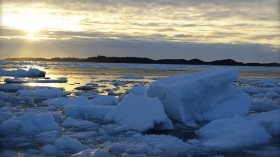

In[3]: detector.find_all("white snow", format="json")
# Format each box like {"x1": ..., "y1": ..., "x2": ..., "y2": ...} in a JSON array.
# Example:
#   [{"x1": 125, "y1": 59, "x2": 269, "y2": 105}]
[
  {"x1": 198, "y1": 116, "x2": 271, "y2": 149},
  {"x1": 119, "y1": 75, "x2": 145, "y2": 79},
  {"x1": 248, "y1": 109, "x2": 280, "y2": 135},
  {"x1": 0, "y1": 68, "x2": 46, "y2": 77},
  {"x1": 54, "y1": 135, "x2": 86, "y2": 152},
  {"x1": 147, "y1": 68, "x2": 251, "y2": 122},
  {"x1": 64, "y1": 105, "x2": 114, "y2": 118},
  {"x1": 4, "y1": 77, "x2": 67, "y2": 83},
  {"x1": 91, "y1": 95, "x2": 119, "y2": 106},
  {"x1": 0, "y1": 112, "x2": 60, "y2": 135},
  {"x1": 17, "y1": 88, "x2": 69, "y2": 98},
  {"x1": 105, "y1": 94, "x2": 173, "y2": 132}
]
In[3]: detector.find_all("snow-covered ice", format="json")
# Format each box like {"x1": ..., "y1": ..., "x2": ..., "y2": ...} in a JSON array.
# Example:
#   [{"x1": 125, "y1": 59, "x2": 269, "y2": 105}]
[
  {"x1": 105, "y1": 94, "x2": 173, "y2": 132},
  {"x1": 148, "y1": 68, "x2": 251, "y2": 122},
  {"x1": 0, "y1": 68, "x2": 46, "y2": 77}
]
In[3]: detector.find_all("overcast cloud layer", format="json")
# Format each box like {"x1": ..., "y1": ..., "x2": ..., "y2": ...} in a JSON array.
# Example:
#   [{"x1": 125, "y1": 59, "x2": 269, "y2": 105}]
[{"x1": 1, "y1": 0, "x2": 279, "y2": 63}]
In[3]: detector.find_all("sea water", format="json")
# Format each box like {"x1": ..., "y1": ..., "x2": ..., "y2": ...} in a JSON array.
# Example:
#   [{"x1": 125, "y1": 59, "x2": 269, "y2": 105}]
[{"x1": 0, "y1": 61, "x2": 279, "y2": 156}]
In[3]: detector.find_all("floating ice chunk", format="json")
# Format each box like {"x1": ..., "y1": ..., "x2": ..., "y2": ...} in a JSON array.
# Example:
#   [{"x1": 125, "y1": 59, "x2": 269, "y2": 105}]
[
  {"x1": 72, "y1": 149, "x2": 108, "y2": 157},
  {"x1": 4, "y1": 77, "x2": 67, "y2": 83},
  {"x1": 198, "y1": 116, "x2": 271, "y2": 149},
  {"x1": 148, "y1": 68, "x2": 251, "y2": 122},
  {"x1": 42, "y1": 96, "x2": 92, "y2": 106},
  {"x1": 75, "y1": 85, "x2": 94, "y2": 90},
  {"x1": 42, "y1": 144, "x2": 57, "y2": 155},
  {"x1": 0, "y1": 112, "x2": 60, "y2": 135},
  {"x1": 105, "y1": 94, "x2": 173, "y2": 132},
  {"x1": 251, "y1": 98, "x2": 278, "y2": 112},
  {"x1": 64, "y1": 105, "x2": 114, "y2": 118},
  {"x1": 103, "y1": 134, "x2": 192, "y2": 156},
  {"x1": 62, "y1": 117, "x2": 96, "y2": 128},
  {"x1": 54, "y1": 135, "x2": 86, "y2": 152},
  {"x1": 34, "y1": 130, "x2": 60, "y2": 144},
  {"x1": 0, "y1": 91, "x2": 8, "y2": 99},
  {"x1": 91, "y1": 96, "x2": 119, "y2": 106},
  {"x1": 248, "y1": 109, "x2": 280, "y2": 135},
  {"x1": 17, "y1": 88, "x2": 69, "y2": 98},
  {"x1": 0, "y1": 68, "x2": 46, "y2": 77},
  {"x1": 119, "y1": 75, "x2": 145, "y2": 79},
  {"x1": 239, "y1": 86, "x2": 266, "y2": 94},
  {"x1": 127, "y1": 86, "x2": 147, "y2": 96}
]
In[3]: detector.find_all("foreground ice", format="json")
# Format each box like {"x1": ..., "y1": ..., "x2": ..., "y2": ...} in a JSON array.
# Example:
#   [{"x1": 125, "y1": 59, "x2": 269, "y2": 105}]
[
  {"x1": 248, "y1": 109, "x2": 280, "y2": 135},
  {"x1": 148, "y1": 68, "x2": 251, "y2": 122},
  {"x1": 0, "y1": 68, "x2": 46, "y2": 77},
  {"x1": 102, "y1": 133, "x2": 193, "y2": 156},
  {"x1": 0, "y1": 112, "x2": 60, "y2": 135},
  {"x1": 105, "y1": 94, "x2": 173, "y2": 132},
  {"x1": 198, "y1": 116, "x2": 271, "y2": 149}
]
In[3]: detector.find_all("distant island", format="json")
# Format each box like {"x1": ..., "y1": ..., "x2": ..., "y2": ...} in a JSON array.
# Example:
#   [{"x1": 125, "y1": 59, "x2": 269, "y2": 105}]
[{"x1": 4, "y1": 56, "x2": 280, "y2": 67}]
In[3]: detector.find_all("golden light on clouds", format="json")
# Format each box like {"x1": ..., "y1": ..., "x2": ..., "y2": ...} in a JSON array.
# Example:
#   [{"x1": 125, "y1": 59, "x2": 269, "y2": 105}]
[
  {"x1": 1, "y1": 4, "x2": 83, "y2": 41},
  {"x1": 0, "y1": 0, "x2": 279, "y2": 62}
]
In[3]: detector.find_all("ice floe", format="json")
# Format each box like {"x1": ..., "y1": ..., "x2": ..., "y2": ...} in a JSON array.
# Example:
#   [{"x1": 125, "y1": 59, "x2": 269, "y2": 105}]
[
  {"x1": 72, "y1": 148, "x2": 108, "y2": 157},
  {"x1": 91, "y1": 95, "x2": 119, "y2": 106},
  {"x1": 16, "y1": 88, "x2": 69, "y2": 98},
  {"x1": 103, "y1": 133, "x2": 193, "y2": 156},
  {"x1": 198, "y1": 116, "x2": 271, "y2": 149},
  {"x1": 248, "y1": 109, "x2": 280, "y2": 135},
  {"x1": 0, "y1": 68, "x2": 46, "y2": 77},
  {"x1": 54, "y1": 135, "x2": 86, "y2": 152},
  {"x1": 105, "y1": 94, "x2": 173, "y2": 132},
  {"x1": 4, "y1": 77, "x2": 67, "y2": 83},
  {"x1": 64, "y1": 105, "x2": 114, "y2": 118},
  {"x1": 148, "y1": 68, "x2": 251, "y2": 122},
  {"x1": 119, "y1": 75, "x2": 145, "y2": 79},
  {"x1": 62, "y1": 117, "x2": 97, "y2": 128},
  {"x1": 0, "y1": 112, "x2": 60, "y2": 135},
  {"x1": 127, "y1": 86, "x2": 147, "y2": 96}
]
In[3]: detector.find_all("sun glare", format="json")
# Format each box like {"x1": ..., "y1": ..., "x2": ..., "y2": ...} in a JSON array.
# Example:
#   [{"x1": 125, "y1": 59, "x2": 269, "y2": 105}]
[{"x1": 2, "y1": 4, "x2": 83, "y2": 40}]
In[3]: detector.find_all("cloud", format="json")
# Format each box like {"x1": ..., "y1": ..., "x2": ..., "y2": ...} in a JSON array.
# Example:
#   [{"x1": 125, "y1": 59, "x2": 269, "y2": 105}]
[
  {"x1": 1, "y1": 37, "x2": 279, "y2": 63},
  {"x1": 1, "y1": 0, "x2": 279, "y2": 62}
]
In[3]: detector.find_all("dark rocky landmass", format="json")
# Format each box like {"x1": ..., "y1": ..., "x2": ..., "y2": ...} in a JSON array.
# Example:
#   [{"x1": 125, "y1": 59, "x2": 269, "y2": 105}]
[{"x1": 4, "y1": 56, "x2": 280, "y2": 67}]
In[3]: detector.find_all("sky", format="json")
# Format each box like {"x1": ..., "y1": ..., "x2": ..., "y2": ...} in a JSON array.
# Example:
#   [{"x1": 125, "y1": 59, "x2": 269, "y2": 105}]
[{"x1": 0, "y1": 0, "x2": 279, "y2": 63}]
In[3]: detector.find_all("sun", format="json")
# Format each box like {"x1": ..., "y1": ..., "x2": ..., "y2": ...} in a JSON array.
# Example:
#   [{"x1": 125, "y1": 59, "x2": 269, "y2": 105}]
[{"x1": 2, "y1": 4, "x2": 83, "y2": 41}]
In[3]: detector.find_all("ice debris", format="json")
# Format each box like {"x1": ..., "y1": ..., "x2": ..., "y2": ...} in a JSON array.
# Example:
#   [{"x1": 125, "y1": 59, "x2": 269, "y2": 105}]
[
  {"x1": 0, "y1": 68, "x2": 46, "y2": 77},
  {"x1": 148, "y1": 68, "x2": 251, "y2": 122},
  {"x1": 105, "y1": 94, "x2": 173, "y2": 132},
  {"x1": 198, "y1": 116, "x2": 271, "y2": 149}
]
